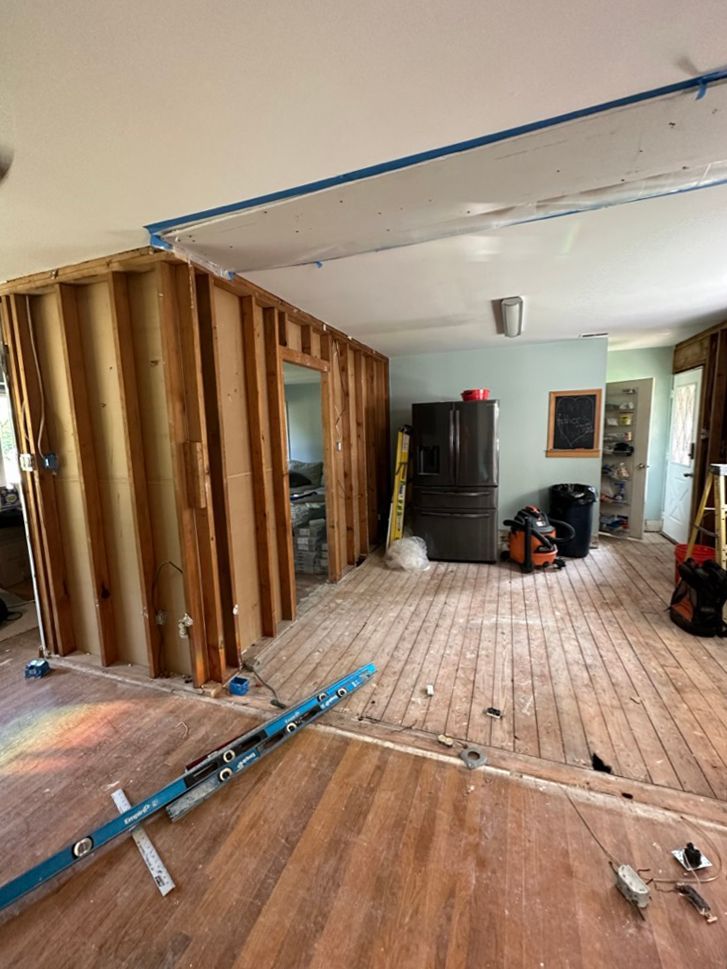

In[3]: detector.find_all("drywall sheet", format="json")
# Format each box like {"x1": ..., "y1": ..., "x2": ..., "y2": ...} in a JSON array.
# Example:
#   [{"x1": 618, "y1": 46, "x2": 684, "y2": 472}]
[{"x1": 157, "y1": 82, "x2": 727, "y2": 271}]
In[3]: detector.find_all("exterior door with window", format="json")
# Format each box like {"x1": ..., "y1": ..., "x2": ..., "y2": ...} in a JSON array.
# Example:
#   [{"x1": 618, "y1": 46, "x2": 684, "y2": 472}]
[{"x1": 662, "y1": 367, "x2": 703, "y2": 543}]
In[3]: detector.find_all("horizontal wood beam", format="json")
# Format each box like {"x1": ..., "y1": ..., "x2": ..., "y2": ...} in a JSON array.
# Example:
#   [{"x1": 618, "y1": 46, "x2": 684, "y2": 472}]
[{"x1": 279, "y1": 346, "x2": 329, "y2": 372}]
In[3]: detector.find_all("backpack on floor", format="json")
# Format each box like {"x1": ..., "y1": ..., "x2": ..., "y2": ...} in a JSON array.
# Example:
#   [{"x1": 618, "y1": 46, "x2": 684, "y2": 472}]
[{"x1": 669, "y1": 558, "x2": 727, "y2": 637}]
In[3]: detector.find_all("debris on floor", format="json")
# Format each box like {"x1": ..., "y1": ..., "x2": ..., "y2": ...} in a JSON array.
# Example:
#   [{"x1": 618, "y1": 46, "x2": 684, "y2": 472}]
[
  {"x1": 425, "y1": 683, "x2": 434, "y2": 697},
  {"x1": 676, "y1": 883, "x2": 717, "y2": 923},
  {"x1": 485, "y1": 706, "x2": 502, "y2": 719},
  {"x1": 459, "y1": 746, "x2": 487, "y2": 770},
  {"x1": 437, "y1": 734, "x2": 455, "y2": 748},
  {"x1": 591, "y1": 752, "x2": 613, "y2": 774},
  {"x1": 24, "y1": 658, "x2": 51, "y2": 679}
]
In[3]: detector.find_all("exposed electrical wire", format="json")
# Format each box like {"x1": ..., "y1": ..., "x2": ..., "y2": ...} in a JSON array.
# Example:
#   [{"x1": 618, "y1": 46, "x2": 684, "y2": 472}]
[
  {"x1": 151, "y1": 561, "x2": 184, "y2": 676},
  {"x1": 566, "y1": 792, "x2": 620, "y2": 869},
  {"x1": 25, "y1": 296, "x2": 48, "y2": 463}
]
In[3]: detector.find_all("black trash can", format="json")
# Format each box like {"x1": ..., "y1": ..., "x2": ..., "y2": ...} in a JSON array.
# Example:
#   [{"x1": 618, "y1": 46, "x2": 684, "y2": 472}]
[{"x1": 549, "y1": 483, "x2": 597, "y2": 558}]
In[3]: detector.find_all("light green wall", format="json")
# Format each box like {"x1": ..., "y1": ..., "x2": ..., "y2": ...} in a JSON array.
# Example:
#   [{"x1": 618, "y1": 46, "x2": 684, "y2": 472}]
[
  {"x1": 390, "y1": 338, "x2": 608, "y2": 523},
  {"x1": 606, "y1": 347, "x2": 673, "y2": 523},
  {"x1": 284, "y1": 382, "x2": 323, "y2": 463}
]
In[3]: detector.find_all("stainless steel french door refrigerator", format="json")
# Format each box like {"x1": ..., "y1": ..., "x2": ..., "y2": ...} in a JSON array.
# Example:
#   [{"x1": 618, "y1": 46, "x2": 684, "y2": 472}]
[{"x1": 412, "y1": 400, "x2": 499, "y2": 562}]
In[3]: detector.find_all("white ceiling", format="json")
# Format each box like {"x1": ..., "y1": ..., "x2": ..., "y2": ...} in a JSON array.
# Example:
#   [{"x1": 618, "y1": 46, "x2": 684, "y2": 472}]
[{"x1": 2, "y1": 1, "x2": 727, "y2": 353}]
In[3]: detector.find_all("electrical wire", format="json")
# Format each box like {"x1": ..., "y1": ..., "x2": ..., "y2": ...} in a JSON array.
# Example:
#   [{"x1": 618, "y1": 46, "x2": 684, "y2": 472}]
[
  {"x1": 25, "y1": 296, "x2": 48, "y2": 462},
  {"x1": 150, "y1": 561, "x2": 184, "y2": 677},
  {"x1": 241, "y1": 658, "x2": 287, "y2": 709},
  {"x1": 565, "y1": 792, "x2": 621, "y2": 869}
]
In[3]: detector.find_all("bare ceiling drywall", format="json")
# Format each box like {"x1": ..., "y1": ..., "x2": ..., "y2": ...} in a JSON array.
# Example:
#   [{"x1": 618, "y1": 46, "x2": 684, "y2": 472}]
[{"x1": 1, "y1": 1, "x2": 727, "y2": 353}]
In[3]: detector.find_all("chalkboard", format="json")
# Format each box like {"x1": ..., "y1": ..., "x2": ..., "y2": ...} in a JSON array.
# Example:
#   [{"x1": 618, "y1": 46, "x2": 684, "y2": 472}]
[{"x1": 546, "y1": 389, "x2": 602, "y2": 457}]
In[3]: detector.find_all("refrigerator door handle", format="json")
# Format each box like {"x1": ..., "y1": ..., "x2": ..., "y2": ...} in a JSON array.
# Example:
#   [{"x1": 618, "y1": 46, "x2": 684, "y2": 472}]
[
  {"x1": 417, "y1": 490, "x2": 490, "y2": 497},
  {"x1": 448, "y1": 408, "x2": 455, "y2": 479},
  {"x1": 454, "y1": 407, "x2": 461, "y2": 483},
  {"x1": 419, "y1": 510, "x2": 493, "y2": 520}
]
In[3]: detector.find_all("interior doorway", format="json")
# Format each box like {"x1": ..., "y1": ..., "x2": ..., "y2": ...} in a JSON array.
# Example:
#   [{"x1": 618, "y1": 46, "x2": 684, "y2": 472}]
[
  {"x1": 662, "y1": 366, "x2": 703, "y2": 544},
  {"x1": 283, "y1": 361, "x2": 329, "y2": 606}
]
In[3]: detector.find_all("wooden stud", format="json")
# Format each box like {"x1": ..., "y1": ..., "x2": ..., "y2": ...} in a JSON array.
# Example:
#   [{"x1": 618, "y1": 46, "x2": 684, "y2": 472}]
[
  {"x1": 354, "y1": 350, "x2": 370, "y2": 556},
  {"x1": 300, "y1": 323, "x2": 312, "y2": 355},
  {"x1": 337, "y1": 340, "x2": 357, "y2": 565},
  {"x1": 365, "y1": 355, "x2": 378, "y2": 547},
  {"x1": 241, "y1": 296, "x2": 277, "y2": 636},
  {"x1": 195, "y1": 273, "x2": 241, "y2": 668},
  {"x1": 320, "y1": 332, "x2": 342, "y2": 581},
  {"x1": 172, "y1": 265, "x2": 227, "y2": 682},
  {"x1": 56, "y1": 284, "x2": 117, "y2": 664},
  {"x1": 157, "y1": 263, "x2": 210, "y2": 686},
  {"x1": 277, "y1": 311, "x2": 289, "y2": 348},
  {"x1": 0, "y1": 297, "x2": 58, "y2": 651},
  {"x1": 7, "y1": 294, "x2": 76, "y2": 654},
  {"x1": 107, "y1": 273, "x2": 161, "y2": 676},
  {"x1": 264, "y1": 308, "x2": 296, "y2": 621}
]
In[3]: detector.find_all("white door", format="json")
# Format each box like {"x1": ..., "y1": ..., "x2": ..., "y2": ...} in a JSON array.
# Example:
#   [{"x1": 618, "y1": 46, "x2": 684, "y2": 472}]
[
  {"x1": 602, "y1": 378, "x2": 653, "y2": 540},
  {"x1": 662, "y1": 367, "x2": 703, "y2": 544}
]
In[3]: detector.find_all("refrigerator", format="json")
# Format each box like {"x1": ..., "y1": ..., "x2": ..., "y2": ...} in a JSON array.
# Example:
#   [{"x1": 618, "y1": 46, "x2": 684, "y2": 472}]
[{"x1": 412, "y1": 400, "x2": 499, "y2": 562}]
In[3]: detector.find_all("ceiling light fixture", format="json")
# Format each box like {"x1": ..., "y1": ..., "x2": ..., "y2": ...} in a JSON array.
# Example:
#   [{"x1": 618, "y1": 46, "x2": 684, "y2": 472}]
[{"x1": 501, "y1": 296, "x2": 524, "y2": 338}]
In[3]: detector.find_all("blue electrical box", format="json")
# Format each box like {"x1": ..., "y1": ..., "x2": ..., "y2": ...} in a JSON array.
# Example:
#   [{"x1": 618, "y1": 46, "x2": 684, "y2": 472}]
[
  {"x1": 25, "y1": 659, "x2": 51, "y2": 679},
  {"x1": 228, "y1": 675, "x2": 250, "y2": 696}
]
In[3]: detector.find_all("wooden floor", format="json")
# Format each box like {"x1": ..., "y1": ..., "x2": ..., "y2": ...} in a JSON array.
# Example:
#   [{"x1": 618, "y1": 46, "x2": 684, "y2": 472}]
[
  {"x1": 251, "y1": 534, "x2": 727, "y2": 804},
  {"x1": 1, "y1": 645, "x2": 726, "y2": 969}
]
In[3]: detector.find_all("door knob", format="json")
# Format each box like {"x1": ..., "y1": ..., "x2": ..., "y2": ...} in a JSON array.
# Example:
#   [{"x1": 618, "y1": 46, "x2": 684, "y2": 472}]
[{"x1": 683, "y1": 472, "x2": 694, "y2": 478}]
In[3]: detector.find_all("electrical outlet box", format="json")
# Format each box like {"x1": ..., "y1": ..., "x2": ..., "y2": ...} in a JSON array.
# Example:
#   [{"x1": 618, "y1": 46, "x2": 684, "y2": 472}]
[
  {"x1": 19, "y1": 453, "x2": 35, "y2": 472},
  {"x1": 41, "y1": 453, "x2": 59, "y2": 472},
  {"x1": 615, "y1": 864, "x2": 650, "y2": 909}
]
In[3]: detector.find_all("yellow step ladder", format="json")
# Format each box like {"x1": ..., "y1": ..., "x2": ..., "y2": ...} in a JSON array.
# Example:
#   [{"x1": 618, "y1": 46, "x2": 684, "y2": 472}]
[
  {"x1": 686, "y1": 463, "x2": 727, "y2": 569},
  {"x1": 386, "y1": 426, "x2": 411, "y2": 548}
]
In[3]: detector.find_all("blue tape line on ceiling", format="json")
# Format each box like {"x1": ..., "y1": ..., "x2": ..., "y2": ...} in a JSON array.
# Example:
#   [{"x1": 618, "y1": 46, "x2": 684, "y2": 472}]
[{"x1": 145, "y1": 68, "x2": 727, "y2": 238}]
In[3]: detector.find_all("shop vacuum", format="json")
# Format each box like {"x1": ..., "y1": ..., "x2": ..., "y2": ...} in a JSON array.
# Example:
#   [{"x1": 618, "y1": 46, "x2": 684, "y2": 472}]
[{"x1": 502, "y1": 505, "x2": 575, "y2": 573}]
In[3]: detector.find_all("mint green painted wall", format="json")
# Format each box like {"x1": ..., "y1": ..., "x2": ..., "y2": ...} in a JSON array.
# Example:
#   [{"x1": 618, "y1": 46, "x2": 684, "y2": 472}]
[
  {"x1": 606, "y1": 347, "x2": 673, "y2": 523},
  {"x1": 284, "y1": 382, "x2": 323, "y2": 463},
  {"x1": 390, "y1": 339, "x2": 608, "y2": 523}
]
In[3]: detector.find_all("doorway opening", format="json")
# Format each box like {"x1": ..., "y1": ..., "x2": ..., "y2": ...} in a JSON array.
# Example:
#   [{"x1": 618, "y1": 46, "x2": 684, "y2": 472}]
[
  {"x1": 662, "y1": 366, "x2": 703, "y2": 544},
  {"x1": 0, "y1": 373, "x2": 40, "y2": 646},
  {"x1": 283, "y1": 362, "x2": 329, "y2": 607}
]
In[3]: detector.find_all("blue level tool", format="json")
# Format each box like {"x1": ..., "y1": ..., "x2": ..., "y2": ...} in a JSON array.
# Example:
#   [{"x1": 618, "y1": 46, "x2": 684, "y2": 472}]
[{"x1": 0, "y1": 662, "x2": 375, "y2": 913}]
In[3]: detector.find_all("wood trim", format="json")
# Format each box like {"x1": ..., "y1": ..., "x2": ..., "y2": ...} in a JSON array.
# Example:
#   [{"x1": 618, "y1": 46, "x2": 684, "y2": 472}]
[
  {"x1": 545, "y1": 388, "x2": 603, "y2": 458},
  {"x1": 241, "y1": 296, "x2": 277, "y2": 636},
  {"x1": 157, "y1": 263, "x2": 210, "y2": 686},
  {"x1": 279, "y1": 346, "x2": 329, "y2": 372},
  {"x1": 195, "y1": 273, "x2": 240, "y2": 668},
  {"x1": 56, "y1": 284, "x2": 117, "y2": 664},
  {"x1": 264, "y1": 308, "x2": 296, "y2": 621},
  {"x1": 107, "y1": 273, "x2": 160, "y2": 676}
]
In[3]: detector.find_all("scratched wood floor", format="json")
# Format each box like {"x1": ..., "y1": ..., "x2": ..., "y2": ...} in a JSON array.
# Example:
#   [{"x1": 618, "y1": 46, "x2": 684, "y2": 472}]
[
  {"x1": 0, "y1": 648, "x2": 726, "y2": 969},
  {"x1": 251, "y1": 534, "x2": 727, "y2": 802}
]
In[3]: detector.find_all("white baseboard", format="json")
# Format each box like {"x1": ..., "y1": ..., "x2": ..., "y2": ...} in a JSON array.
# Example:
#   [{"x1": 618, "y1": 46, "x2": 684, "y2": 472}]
[{"x1": 645, "y1": 519, "x2": 663, "y2": 532}]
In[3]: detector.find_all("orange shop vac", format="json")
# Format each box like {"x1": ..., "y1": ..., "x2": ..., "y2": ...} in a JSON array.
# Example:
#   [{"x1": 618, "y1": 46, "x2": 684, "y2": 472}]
[{"x1": 502, "y1": 505, "x2": 575, "y2": 573}]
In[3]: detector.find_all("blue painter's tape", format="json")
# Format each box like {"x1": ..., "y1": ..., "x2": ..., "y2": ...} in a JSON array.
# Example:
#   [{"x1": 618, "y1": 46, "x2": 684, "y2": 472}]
[{"x1": 145, "y1": 69, "x2": 727, "y2": 238}]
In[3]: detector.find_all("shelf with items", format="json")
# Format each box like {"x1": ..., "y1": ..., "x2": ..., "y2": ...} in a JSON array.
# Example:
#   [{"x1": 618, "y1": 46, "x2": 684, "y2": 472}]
[{"x1": 599, "y1": 385, "x2": 640, "y2": 538}]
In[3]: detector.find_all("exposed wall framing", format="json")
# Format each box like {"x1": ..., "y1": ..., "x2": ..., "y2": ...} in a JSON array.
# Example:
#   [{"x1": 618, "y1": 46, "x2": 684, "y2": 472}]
[
  {"x1": 0, "y1": 249, "x2": 389, "y2": 686},
  {"x1": 673, "y1": 321, "x2": 727, "y2": 532}
]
